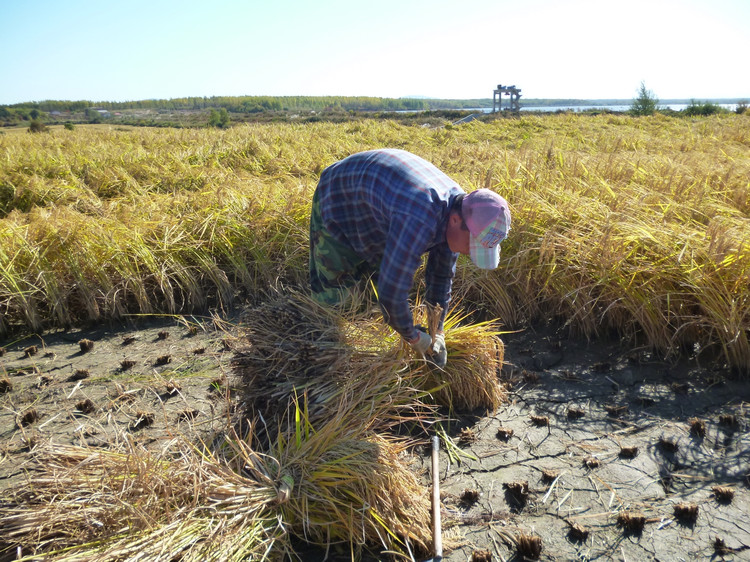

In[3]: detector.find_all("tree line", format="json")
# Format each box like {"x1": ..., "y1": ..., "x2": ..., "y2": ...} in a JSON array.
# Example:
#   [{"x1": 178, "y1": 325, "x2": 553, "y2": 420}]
[{"x1": 1, "y1": 95, "x2": 455, "y2": 115}]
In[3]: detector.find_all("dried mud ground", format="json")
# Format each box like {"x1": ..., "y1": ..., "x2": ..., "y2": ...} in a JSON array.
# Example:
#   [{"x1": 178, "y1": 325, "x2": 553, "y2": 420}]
[{"x1": 1, "y1": 312, "x2": 749, "y2": 561}]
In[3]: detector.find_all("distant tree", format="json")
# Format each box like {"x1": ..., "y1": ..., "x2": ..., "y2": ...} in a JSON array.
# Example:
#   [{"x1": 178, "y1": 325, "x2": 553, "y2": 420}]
[
  {"x1": 736, "y1": 100, "x2": 748, "y2": 114},
  {"x1": 85, "y1": 108, "x2": 102, "y2": 123},
  {"x1": 684, "y1": 100, "x2": 726, "y2": 116},
  {"x1": 64, "y1": 122, "x2": 75, "y2": 130},
  {"x1": 28, "y1": 119, "x2": 48, "y2": 133},
  {"x1": 630, "y1": 82, "x2": 658, "y2": 116},
  {"x1": 208, "y1": 108, "x2": 230, "y2": 128}
]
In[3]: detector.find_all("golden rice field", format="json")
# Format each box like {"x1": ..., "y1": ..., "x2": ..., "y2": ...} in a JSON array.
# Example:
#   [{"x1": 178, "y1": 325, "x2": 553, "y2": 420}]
[{"x1": 1, "y1": 113, "x2": 749, "y2": 371}]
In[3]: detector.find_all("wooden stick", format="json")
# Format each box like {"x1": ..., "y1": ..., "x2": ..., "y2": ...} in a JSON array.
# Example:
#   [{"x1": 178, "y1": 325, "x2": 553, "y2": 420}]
[{"x1": 431, "y1": 435, "x2": 443, "y2": 560}]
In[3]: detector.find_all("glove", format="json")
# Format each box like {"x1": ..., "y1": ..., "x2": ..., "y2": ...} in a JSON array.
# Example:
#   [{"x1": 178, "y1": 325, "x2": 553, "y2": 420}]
[
  {"x1": 431, "y1": 333, "x2": 447, "y2": 368},
  {"x1": 408, "y1": 327, "x2": 448, "y2": 369},
  {"x1": 408, "y1": 328, "x2": 433, "y2": 356}
]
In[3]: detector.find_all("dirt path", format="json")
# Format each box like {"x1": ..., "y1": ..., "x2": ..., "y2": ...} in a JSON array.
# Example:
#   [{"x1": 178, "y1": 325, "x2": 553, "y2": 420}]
[{"x1": 2, "y1": 316, "x2": 749, "y2": 560}]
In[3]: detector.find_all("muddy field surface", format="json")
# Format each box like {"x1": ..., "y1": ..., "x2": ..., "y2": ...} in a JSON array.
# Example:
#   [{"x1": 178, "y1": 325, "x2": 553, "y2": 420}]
[{"x1": 1, "y1": 314, "x2": 749, "y2": 561}]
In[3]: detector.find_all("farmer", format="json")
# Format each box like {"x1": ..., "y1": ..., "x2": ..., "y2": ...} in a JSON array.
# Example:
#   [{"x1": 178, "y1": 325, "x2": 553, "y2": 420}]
[{"x1": 309, "y1": 148, "x2": 511, "y2": 368}]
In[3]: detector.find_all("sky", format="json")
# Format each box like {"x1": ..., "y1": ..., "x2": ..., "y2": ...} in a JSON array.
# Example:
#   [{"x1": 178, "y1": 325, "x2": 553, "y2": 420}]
[{"x1": 2, "y1": 0, "x2": 749, "y2": 105}]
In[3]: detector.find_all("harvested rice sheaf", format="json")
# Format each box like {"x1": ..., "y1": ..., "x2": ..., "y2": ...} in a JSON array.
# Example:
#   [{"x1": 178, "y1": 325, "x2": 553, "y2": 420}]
[
  {"x1": 0, "y1": 441, "x2": 284, "y2": 561},
  {"x1": 420, "y1": 305, "x2": 506, "y2": 413},
  {"x1": 246, "y1": 401, "x2": 434, "y2": 559},
  {"x1": 222, "y1": 294, "x2": 501, "y2": 556},
  {"x1": 232, "y1": 294, "x2": 506, "y2": 430}
]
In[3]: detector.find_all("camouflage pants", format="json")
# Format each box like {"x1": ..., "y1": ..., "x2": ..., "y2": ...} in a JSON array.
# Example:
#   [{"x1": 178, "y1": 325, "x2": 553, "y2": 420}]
[{"x1": 309, "y1": 190, "x2": 376, "y2": 306}]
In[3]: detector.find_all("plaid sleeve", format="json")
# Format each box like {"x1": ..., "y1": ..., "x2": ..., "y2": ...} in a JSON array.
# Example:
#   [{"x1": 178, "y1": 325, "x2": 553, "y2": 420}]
[{"x1": 377, "y1": 213, "x2": 435, "y2": 340}]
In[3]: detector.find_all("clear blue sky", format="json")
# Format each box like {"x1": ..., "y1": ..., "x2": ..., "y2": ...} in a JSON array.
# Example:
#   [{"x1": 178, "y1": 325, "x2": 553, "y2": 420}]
[{"x1": 2, "y1": 0, "x2": 748, "y2": 104}]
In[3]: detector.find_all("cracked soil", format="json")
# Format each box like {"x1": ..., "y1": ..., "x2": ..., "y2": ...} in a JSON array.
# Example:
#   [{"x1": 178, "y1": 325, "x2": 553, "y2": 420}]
[{"x1": 1, "y1": 314, "x2": 749, "y2": 561}]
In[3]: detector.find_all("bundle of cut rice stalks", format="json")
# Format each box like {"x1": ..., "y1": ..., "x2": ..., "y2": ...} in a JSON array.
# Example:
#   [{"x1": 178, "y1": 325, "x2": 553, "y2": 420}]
[
  {"x1": 231, "y1": 293, "x2": 438, "y2": 436},
  {"x1": 249, "y1": 395, "x2": 433, "y2": 557},
  {"x1": 416, "y1": 301, "x2": 507, "y2": 414},
  {"x1": 232, "y1": 292, "x2": 506, "y2": 427},
  {"x1": 0, "y1": 439, "x2": 284, "y2": 561},
  {"x1": 0, "y1": 404, "x2": 432, "y2": 561}
]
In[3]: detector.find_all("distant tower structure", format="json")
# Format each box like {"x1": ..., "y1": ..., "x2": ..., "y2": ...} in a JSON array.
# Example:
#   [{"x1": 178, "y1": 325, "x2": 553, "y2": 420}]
[{"x1": 493, "y1": 84, "x2": 522, "y2": 113}]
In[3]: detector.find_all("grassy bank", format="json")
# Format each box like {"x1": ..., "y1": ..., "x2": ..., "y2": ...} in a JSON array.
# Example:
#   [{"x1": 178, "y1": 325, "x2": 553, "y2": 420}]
[{"x1": 1, "y1": 114, "x2": 749, "y2": 370}]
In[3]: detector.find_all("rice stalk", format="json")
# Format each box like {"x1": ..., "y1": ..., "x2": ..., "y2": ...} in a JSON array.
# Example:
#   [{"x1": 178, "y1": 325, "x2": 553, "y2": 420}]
[
  {"x1": 262, "y1": 395, "x2": 432, "y2": 557},
  {"x1": 231, "y1": 293, "x2": 438, "y2": 436},
  {"x1": 0, "y1": 440, "x2": 285, "y2": 561},
  {"x1": 233, "y1": 292, "x2": 506, "y2": 429},
  {"x1": 413, "y1": 301, "x2": 506, "y2": 413}
]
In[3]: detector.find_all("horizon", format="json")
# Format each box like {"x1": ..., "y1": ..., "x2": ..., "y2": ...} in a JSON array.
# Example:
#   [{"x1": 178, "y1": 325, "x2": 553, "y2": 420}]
[
  {"x1": 2, "y1": 0, "x2": 748, "y2": 106},
  {"x1": 3, "y1": 94, "x2": 747, "y2": 108}
]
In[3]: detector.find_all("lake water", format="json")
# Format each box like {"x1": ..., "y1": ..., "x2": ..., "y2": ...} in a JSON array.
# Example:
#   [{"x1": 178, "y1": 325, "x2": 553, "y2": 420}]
[{"x1": 477, "y1": 103, "x2": 741, "y2": 113}]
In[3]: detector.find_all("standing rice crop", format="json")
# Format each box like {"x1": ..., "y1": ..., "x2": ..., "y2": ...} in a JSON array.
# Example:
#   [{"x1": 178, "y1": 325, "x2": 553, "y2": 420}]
[{"x1": 3, "y1": 114, "x2": 748, "y2": 369}]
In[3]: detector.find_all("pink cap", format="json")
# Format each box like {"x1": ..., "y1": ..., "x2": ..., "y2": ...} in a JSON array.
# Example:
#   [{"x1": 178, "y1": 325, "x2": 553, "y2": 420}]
[{"x1": 463, "y1": 189, "x2": 511, "y2": 269}]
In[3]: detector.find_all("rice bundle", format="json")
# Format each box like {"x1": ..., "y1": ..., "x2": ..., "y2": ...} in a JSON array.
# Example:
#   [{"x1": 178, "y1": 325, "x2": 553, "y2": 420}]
[
  {"x1": 231, "y1": 294, "x2": 438, "y2": 437},
  {"x1": 232, "y1": 293, "x2": 506, "y2": 424},
  {"x1": 0, "y1": 406, "x2": 432, "y2": 561},
  {"x1": 264, "y1": 397, "x2": 432, "y2": 555},
  {"x1": 1, "y1": 292, "x2": 502, "y2": 560},
  {"x1": 0, "y1": 441, "x2": 284, "y2": 561},
  {"x1": 414, "y1": 302, "x2": 506, "y2": 413}
]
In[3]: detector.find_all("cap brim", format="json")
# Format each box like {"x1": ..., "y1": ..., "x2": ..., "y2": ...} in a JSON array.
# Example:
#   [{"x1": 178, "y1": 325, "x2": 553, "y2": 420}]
[{"x1": 469, "y1": 236, "x2": 500, "y2": 269}]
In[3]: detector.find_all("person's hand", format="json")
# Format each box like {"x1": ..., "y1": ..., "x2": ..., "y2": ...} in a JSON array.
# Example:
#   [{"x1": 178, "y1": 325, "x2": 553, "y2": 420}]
[
  {"x1": 407, "y1": 328, "x2": 433, "y2": 356},
  {"x1": 431, "y1": 333, "x2": 447, "y2": 368},
  {"x1": 408, "y1": 327, "x2": 448, "y2": 368}
]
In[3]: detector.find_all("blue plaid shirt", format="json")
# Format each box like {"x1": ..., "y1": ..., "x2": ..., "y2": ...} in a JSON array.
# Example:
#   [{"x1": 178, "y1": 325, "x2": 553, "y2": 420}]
[{"x1": 316, "y1": 149, "x2": 464, "y2": 340}]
